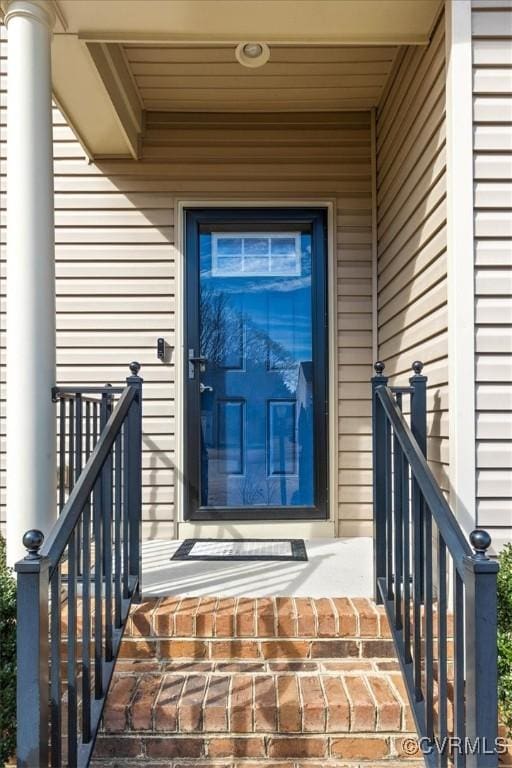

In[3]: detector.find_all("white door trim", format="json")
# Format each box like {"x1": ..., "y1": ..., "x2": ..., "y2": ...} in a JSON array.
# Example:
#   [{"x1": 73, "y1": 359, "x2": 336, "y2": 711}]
[{"x1": 174, "y1": 199, "x2": 337, "y2": 539}]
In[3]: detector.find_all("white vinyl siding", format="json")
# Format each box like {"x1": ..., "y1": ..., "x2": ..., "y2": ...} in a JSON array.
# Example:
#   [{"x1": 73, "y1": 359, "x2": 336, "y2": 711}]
[
  {"x1": 376, "y1": 10, "x2": 449, "y2": 492},
  {"x1": 472, "y1": 0, "x2": 512, "y2": 550}
]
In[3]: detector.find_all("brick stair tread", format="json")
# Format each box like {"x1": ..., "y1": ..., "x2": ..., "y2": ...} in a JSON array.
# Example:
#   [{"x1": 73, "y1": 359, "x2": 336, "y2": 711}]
[
  {"x1": 125, "y1": 597, "x2": 391, "y2": 640},
  {"x1": 102, "y1": 668, "x2": 413, "y2": 735}
]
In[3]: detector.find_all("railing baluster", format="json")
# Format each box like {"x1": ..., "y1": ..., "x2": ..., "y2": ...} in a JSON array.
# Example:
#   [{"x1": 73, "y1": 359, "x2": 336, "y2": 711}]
[
  {"x1": 385, "y1": 418, "x2": 393, "y2": 601},
  {"x1": 423, "y1": 502, "x2": 434, "y2": 740},
  {"x1": 85, "y1": 400, "x2": 92, "y2": 465},
  {"x1": 453, "y1": 565, "x2": 465, "y2": 768},
  {"x1": 94, "y1": 400, "x2": 99, "y2": 448},
  {"x1": 102, "y1": 388, "x2": 114, "y2": 662},
  {"x1": 393, "y1": 393, "x2": 403, "y2": 629},
  {"x1": 92, "y1": 398, "x2": 101, "y2": 701},
  {"x1": 69, "y1": 398, "x2": 75, "y2": 496},
  {"x1": 75, "y1": 394, "x2": 83, "y2": 576},
  {"x1": 412, "y1": 479, "x2": 423, "y2": 702},
  {"x1": 402, "y1": 455, "x2": 412, "y2": 664},
  {"x1": 437, "y1": 532, "x2": 448, "y2": 768},
  {"x1": 93, "y1": 413, "x2": 104, "y2": 699},
  {"x1": 122, "y1": 423, "x2": 129, "y2": 599},
  {"x1": 50, "y1": 564, "x2": 62, "y2": 767},
  {"x1": 75, "y1": 394, "x2": 83, "y2": 480},
  {"x1": 82, "y1": 499, "x2": 92, "y2": 744},
  {"x1": 409, "y1": 361, "x2": 427, "y2": 603},
  {"x1": 59, "y1": 397, "x2": 66, "y2": 512},
  {"x1": 114, "y1": 431, "x2": 123, "y2": 628},
  {"x1": 82, "y1": 398, "x2": 92, "y2": 743},
  {"x1": 67, "y1": 528, "x2": 78, "y2": 767}
]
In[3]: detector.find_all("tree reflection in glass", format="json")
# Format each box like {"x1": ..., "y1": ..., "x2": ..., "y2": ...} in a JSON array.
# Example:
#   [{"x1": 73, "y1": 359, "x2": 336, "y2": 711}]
[{"x1": 198, "y1": 231, "x2": 314, "y2": 509}]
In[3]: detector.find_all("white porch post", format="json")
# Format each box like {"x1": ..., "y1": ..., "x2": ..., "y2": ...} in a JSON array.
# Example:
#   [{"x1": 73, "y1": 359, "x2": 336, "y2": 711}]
[
  {"x1": 4, "y1": 0, "x2": 57, "y2": 564},
  {"x1": 445, "y1": 0, "x2": 476, "y2": 535}
]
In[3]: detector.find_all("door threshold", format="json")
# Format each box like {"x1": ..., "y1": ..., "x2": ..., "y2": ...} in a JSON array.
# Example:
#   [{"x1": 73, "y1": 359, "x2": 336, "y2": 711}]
[{"x1": 178, "y1": 520, "x2": 336, "y2": 540}]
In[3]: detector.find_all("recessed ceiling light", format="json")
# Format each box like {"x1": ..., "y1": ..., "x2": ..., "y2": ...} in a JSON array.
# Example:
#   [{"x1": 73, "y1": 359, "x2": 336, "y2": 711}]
[
  {"x1": 243, "y1": 43, "x2": 263, "y2": 58},
  {"x1": 236, "y1": 41, "x2": 270, "y2": 68}
]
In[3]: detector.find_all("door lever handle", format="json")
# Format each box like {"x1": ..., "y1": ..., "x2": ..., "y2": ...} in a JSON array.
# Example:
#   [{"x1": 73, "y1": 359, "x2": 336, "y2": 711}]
[{"x1": 199, "y1": 383, "x2": 213, "y2": 393}]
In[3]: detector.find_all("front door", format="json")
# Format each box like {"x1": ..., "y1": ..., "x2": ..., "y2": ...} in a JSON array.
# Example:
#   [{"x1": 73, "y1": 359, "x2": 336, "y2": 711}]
[{"x1": 184, "y1": 208, "x2": 328, "y2": 520}]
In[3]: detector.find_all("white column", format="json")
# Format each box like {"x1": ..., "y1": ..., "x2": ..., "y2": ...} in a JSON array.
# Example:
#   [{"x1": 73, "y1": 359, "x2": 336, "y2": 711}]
[
  {"x1": 4, "y1": 0, "x2": 57, "y2": 564},
  {"x1": 445, "y1": 0, "x2": 476, "y2": 535}
]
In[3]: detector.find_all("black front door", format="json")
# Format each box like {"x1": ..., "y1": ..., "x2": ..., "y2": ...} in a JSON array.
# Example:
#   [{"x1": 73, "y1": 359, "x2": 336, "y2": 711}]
[{"x1": 185, "y1": 208, "x2": 328, "y2": 520}]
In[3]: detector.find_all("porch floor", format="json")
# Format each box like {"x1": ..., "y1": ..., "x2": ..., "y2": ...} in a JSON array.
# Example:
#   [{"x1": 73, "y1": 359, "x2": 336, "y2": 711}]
[{"x1": 141, "y1": 538, "x2": 373, "y2": 598}]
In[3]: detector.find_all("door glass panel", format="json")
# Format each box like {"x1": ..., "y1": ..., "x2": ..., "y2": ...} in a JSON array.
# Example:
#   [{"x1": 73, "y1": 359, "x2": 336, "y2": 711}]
[{"x1": 199, "y1": 228, "x2": 314, "y2": 508}]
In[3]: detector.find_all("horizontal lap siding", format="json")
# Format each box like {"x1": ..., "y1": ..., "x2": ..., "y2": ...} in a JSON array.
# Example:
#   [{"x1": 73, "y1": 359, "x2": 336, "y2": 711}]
[
  {"x1": 376, "y1": 11, "x2": 449, "y2": 492},
  {"x1": 472, "y1": 1, "x2": 512, "y2": 549},
  {"x1": 0, "y1": 27, "x2": 373, "y2": 537}
]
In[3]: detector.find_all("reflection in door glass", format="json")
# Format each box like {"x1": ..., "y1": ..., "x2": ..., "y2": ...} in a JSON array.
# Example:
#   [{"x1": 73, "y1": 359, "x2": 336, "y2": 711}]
[{"x1": 199, "y1": 230, "x2": 314, "y2": 508}]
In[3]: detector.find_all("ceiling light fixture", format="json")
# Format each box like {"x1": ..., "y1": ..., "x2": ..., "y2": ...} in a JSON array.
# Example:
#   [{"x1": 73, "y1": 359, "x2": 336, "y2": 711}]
[{"x1": 236, "y1": 41, "x2": 270, "y2": 68}]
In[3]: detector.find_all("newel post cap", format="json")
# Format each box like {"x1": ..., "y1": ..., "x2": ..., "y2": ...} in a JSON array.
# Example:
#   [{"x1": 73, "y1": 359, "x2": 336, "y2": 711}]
[
  {"x1": 22, "y1": 529, "x2": 44, "y2": 560},
  {"x1": 470, "y1": 529, "x2": 492, "y2": 560}
]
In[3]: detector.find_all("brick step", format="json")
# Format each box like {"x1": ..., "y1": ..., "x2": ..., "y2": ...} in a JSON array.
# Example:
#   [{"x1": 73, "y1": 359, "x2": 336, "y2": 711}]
[
  {"x1": 101, "y1": 667, "x2": 413, "y2": 735},
  {"x1": 92, "y1": 732, "x2": 421, "y2": 764},
  {"x1": 92, "y1": 665, "x2": 419, "y2": 763},
  {"x1": 125, "y1": 597, "x2": 391, "y2": 640},
  {"x1": 119, "y1": 597, "x2": 395, "y2": 662},
  {"x1": 91, "y1": 597, "x2": 423, "y2": 765}
]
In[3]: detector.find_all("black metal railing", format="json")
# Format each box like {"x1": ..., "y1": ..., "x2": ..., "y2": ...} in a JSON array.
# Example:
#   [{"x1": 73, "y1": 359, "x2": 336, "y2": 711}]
[
  {"x1": 15, "y1": 362, "x2": 143, "y2": 768},
  {"x1": 372, "y1": 361, "x2": 499, "y2": 768}
]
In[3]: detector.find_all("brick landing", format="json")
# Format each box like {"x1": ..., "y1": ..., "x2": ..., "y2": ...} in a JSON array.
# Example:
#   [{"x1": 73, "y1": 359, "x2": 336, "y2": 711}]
[{"x1": 92, "y1": 598, "x2": 422, "y2": 766}]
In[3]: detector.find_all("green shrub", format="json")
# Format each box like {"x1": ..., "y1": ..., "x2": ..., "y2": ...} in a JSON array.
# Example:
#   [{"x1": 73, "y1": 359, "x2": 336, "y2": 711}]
[
  {"x1": 0, "y1": 535, "x2": 16, "y2": 767},
  {"x1": 498, "y1": 542, "x2": 512, "y2": 735}
]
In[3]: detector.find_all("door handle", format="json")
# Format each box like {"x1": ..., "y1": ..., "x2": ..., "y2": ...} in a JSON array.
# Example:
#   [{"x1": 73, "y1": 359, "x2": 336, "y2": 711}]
[
  {"x1": 199, "y1": 383, "x2": 213, "y2": 394},
  {"x1": 188, "y1": 349, "x2": 208, "y2": 379}
]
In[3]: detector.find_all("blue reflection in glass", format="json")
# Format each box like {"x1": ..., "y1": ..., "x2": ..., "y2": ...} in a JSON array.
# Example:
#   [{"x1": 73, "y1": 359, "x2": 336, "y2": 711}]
[{"x1": 199, "y1": 231, "x2": 314, "y2": 508}]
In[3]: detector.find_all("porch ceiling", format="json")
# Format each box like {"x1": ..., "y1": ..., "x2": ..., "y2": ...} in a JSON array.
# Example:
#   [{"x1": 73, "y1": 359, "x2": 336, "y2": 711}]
[
  {"x1": 118, "y1": 44, "x2": 398, "y2": 114},
  {"x1": 21, "y1": 0, "x2": 442, "y2": 159}
]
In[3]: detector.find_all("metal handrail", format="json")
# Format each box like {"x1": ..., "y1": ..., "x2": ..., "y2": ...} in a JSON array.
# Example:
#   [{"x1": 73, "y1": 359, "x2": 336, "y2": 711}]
[
  {"x1": 42, "y1": 385, "x2": 135, "y2": 575},
  {"x1": 376, "y1": 385, "x2": 471, "y2": 576},
  {"x1": 15, "y1": 362, "x2": 143, "y2": 768},
  {"x1": 372, "y1": 361, "x2": 499, "y2": 768}
]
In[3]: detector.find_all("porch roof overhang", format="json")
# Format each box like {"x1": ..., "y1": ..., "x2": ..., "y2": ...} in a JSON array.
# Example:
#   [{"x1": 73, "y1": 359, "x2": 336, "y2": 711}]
[{"x1": 2, "y1": 0, "x2": 443, "y2": 159}]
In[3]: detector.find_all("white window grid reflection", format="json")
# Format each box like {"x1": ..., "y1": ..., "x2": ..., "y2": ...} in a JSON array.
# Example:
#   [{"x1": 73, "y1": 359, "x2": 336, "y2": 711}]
[{"x1": 211, "y1": 232, "x2": 302, "y2": 277}]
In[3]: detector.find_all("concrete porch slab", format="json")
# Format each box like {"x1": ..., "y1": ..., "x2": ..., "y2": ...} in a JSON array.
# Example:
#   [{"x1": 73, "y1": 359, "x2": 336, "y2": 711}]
[{"x1": 141, "y1": 538, "x2": 373, "y2": 598}]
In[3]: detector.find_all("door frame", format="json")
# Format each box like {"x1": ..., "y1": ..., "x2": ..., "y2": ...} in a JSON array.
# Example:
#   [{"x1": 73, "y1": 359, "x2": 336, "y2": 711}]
[
  {"x1": 184, "y1": 207, "x2": 328, "y2": 521},
  {"x1": 174, "y1": 200, "x2": 338, "y2": 534}
]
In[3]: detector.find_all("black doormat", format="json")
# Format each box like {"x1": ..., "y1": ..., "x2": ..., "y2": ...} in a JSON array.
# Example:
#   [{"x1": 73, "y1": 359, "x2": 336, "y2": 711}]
[{"x1": 171, "y1": 538, "x2": 308, "y2": 562}]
